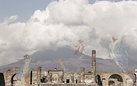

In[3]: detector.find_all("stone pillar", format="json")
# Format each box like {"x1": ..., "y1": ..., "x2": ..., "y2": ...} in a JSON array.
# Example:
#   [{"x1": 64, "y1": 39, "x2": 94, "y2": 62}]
[
  {"x1": 81, "y1": 67, "x2": 85, "y2": 83},
  {"x1": 91, "y1": 50, "x2": 96, "y2": 83},
  {"x1": 37, "y1": 67, "x2": 41, "y2": 84}
]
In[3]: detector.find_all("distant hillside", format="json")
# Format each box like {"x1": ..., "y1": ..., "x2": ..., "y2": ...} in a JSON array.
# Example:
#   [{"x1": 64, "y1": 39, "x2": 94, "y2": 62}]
[{"x1": 0, "y1": 46, "x2": 136, "y2": 73}]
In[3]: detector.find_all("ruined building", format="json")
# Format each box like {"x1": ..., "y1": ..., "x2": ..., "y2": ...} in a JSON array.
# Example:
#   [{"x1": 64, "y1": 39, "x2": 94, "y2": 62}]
[{"x1": 0, "y1": 50, "x2": 135, "y2": 86}]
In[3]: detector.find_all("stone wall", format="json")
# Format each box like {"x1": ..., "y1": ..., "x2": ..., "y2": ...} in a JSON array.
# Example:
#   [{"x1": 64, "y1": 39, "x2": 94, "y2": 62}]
[
  {"x1": 2, "y1": 66, "x2": 135, "y2": 86},
  {"x1": 25, "y1": 71, "x2": 32, "y2": 86},
  {"x1": 99, "y1": 72, "x2": 133, "y2": 86},
  {"x1": 48, "y1": 70, "x2": 63, "y2": 83},
  {"x1": 3, "y1": 68, "x2": 32, "y2": 86},
  {"x1": 84, "y1": 73, "x2": 92, "y2": 84},
  {"x1": 31, "y1": 69, "x2": 95, "y2": 86},
  {"x1": 63, "y1": 72, "x2": 75, "y2": 83},
  {"x1": 3, "y1": 68, "x2": 17, "y2": 86},
  {"x1": 32, "y1": 71, "x2": 37, "y2": 85}
]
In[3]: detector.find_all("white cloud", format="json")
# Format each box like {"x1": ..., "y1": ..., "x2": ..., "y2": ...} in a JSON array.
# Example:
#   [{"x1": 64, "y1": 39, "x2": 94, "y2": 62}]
[{"x1": 0, "y1": 0, "x2": 137, "y2": 66}]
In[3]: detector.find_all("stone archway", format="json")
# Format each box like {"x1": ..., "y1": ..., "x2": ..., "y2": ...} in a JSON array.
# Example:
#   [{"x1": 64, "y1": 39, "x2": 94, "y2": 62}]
[
  {"x1": 109, "y1": 74, "x2": 123, "y2": 86},
  {"x1": 97, "y1": 75, "x2": 102, "y2": 86},
  {"x1": 99, "y1": 72, "x2": 133, "y2": 86},
  {"x1": 11, "y1": 74, "x2": 17, "y2": 86}
]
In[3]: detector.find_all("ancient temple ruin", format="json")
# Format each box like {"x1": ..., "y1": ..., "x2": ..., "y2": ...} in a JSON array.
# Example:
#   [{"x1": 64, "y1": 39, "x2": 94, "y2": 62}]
[{"x1": 0, "y1": 50, "x2": 135, "y2": 86}]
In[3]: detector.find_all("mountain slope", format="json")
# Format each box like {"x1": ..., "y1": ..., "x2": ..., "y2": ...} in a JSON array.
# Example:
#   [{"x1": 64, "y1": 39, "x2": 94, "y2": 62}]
[{"x1": 0, "y1": 46, "x2": 136, "y2": 73}]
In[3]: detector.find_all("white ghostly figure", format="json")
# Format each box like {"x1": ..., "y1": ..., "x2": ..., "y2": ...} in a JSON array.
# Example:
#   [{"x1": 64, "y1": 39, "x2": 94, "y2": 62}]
[
  {"x1": 16, "y1": 55, "x2": 32, "y2": 80},
  {"x1": 74, "y1": 40, "x2": 84, "y2": 55},
  {"x1": 109, "y1": 36, "x2": 129, "y2": 72}
]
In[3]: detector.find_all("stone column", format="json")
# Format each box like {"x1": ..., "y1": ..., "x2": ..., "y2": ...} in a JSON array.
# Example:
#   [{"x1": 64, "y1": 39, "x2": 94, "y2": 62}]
[
  {"x1": 81, "y1": 67, "x2": 85, "y2": 83},
  {"x1": 37, "y1": 67, "x2": 41, "y2": 84},
  {"x1": 91, "y1": 50, "x2": 96, "y2": 83}
]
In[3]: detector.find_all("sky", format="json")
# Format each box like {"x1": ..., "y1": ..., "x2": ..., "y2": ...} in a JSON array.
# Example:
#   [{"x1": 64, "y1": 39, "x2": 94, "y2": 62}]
[
  {"x1": 0, "y1": 0, "x2": 137, "y2": 69},
  {"x1": 0, "y1": 0, "x2": 58, "y2": 22},
  {"x1": 0, "y1": 0, "x2": 123, "y2": 22}
]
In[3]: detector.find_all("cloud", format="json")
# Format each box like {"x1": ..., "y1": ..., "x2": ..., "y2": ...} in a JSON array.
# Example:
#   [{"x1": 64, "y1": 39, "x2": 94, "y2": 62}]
[{"x1": 0, "y1": 0, "x2": 137, "y2": 66}]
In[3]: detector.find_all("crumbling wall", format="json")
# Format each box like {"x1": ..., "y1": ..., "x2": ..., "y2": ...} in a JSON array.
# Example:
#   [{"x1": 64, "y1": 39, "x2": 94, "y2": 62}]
[
  {"x1": 48, "y1": 70, "x2": 63, "y2": 83},
  {"x1": 74, "y1": 73, "x2": 81, "y2": 83},
  {"x1": 31, "y1": 70, "x2": 49, "y2": 85},
  {"x1": 32, "y1": 71, "x2": 37, "y2": 85},
  {"x1": 3, "y1": 68, "x2": 17, "y2": 86},
  {"x1": 84, "y1": 73, "x2": 92, "y2": 84},
  {"x1": 25, "y1": 71, "x2": 32, "y2": 86},
  {"x1": 63, "y1": 72, "x2": 74, "y2": 83},
  {"x1": 3, "y1": 68, "x2": 32, "y2": 86},
  {"x1": 99, "y1": 72, "x2": 133, "y2": 86},
  {"x1": 41, "y1": 71, "x2": 48, "y2": 83}
]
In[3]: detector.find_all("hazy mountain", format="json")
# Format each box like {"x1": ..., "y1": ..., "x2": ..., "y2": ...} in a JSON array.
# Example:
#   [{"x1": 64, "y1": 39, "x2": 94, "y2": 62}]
[{"x1": 0, "y1": 46, "x2": 136, "y2": 73}]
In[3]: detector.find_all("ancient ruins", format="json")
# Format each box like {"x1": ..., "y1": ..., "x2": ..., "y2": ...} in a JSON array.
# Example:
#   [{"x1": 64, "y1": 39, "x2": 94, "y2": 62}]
[{"x1": 0, "y1": 50, "x2": 136, "y2": 86}]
